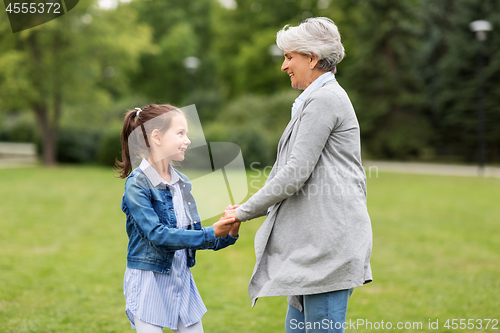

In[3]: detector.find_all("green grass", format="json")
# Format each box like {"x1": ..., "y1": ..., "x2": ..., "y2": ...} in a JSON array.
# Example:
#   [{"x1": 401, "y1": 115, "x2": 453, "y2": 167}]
[{"x1": 0, "y1": 166, "x2": 499, "y2": 332}]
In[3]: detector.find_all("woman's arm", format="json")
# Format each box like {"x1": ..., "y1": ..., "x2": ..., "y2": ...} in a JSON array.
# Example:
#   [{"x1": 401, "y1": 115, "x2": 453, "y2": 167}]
[{"x1": 235, "y1": 90, "x2": 342, "y2": 221}]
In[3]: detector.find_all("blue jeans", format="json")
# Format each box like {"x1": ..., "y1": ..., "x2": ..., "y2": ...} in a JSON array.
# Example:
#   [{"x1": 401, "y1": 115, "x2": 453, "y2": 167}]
[{"x1": 285, "y1": 289, "x2": 354, "y2": 333}]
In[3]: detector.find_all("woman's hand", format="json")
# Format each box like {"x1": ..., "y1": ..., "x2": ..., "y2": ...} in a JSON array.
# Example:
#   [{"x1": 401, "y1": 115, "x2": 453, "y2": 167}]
[
  {"x1": 223, "y1": 205, "x2": 241, "y2": 237},
  {"x1": 213, "y1": 205, "x2": 241, "y2": 238},
  {"x1": 223, "y1": 205, "x2": 241, "y2": 222}
]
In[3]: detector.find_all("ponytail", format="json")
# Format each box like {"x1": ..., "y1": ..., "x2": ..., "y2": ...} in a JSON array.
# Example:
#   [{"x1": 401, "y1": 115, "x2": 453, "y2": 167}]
[
  {"x1": 114, "y1": 104, "x2": 182, "y2": 179},
  {"x1": 115, "y1": 110, "x2": 138, "y2": 179}
]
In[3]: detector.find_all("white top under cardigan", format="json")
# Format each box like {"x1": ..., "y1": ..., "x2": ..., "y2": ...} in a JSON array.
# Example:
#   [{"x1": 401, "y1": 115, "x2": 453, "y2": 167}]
[
  {"x1": 291, "y1": 71, "x2": 336, "y2": 118},
  {"x1": 124, "y1": 159, "x2": 206, "y2": 329}
]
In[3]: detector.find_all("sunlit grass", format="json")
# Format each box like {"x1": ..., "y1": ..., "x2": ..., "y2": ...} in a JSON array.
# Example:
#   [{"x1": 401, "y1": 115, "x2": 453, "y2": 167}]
[{"x1": 0, "y1": 166, "x2": 498, "y2": 332}]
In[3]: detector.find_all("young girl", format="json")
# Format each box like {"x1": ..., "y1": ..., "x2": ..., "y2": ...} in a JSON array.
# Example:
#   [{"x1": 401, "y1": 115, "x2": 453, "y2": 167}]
[{"x1": 116, "y1": 104, "x2": 240, "y2": 333}]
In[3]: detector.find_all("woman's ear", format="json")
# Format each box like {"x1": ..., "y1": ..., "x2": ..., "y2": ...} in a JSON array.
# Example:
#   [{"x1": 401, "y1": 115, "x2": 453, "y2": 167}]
[
  {"x1": 309, "y1": 54, "x2": 319, "y2": 69},
  {"x1": 150, "y1": 129, "x2": 162, "y2": 146}
]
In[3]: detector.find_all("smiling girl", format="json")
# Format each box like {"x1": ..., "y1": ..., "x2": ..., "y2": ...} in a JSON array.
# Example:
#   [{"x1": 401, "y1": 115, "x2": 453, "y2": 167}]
[{"x1": 116, "y1": 104, "x2": 239, "y2": 333}]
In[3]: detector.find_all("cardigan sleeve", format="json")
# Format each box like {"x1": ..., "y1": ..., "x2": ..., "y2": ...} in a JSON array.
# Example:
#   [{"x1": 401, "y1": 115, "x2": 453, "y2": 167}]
[{"x1": 236, "y1": 89, "x2": 343, "y2": 222}]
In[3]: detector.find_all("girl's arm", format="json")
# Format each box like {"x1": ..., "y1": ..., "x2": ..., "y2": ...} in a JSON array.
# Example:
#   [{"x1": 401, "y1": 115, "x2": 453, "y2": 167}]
[
  {"x1": 124, "y1": 179, "x2": 234, "y2": 252},
  {"x1": 209, "y1": 221, "x2": 240, "y2": 251}
]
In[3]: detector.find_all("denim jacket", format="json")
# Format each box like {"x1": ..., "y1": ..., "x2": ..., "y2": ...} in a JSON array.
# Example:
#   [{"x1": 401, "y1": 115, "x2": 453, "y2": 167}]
[{"x1": 121, "y1": 166, "x2": 238, "y2": 274}]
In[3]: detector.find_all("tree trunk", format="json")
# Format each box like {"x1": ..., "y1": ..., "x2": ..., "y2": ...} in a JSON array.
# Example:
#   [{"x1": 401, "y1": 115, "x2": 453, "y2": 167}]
[
  {"x1": 28, "y1": 30, "x2": 61, "y2": 166},
  {"x1": 34, "y1": 104, "x2": 58, "y2": 166}
]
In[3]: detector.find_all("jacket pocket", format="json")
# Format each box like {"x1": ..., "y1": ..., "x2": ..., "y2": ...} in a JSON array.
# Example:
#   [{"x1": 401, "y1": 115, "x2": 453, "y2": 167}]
[{"x1": 145, "y1": 242, "x2": 158, "y2": 261}]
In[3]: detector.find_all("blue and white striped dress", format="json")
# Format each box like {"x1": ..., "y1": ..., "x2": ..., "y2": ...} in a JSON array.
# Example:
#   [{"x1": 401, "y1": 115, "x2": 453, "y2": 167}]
[{"x1": 124, "y1": 160, "x2": 207, "y2": 330}]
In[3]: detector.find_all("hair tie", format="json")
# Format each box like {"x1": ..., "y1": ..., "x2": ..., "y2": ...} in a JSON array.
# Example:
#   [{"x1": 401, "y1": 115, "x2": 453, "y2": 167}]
[{"x1": 135, "y1": 107, "x2": 142, "y2": 118}]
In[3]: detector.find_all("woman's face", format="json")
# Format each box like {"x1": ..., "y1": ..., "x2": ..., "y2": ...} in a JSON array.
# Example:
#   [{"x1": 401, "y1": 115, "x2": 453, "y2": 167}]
[{"x1": 281, "y1": 51, "x2": 317, "y2": 90}]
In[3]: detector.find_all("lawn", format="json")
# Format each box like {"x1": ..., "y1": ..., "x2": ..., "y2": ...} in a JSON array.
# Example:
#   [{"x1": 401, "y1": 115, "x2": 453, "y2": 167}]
[{"x1": 0, "y1": 166, "x2": 498, "y2": 332}]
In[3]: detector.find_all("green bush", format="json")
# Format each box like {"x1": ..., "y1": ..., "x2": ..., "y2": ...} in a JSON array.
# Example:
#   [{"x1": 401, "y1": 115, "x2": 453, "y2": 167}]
[
  {"x1": 97, "y1": 123, "x2": 122, "y2": 167},
  {"x1": 0, "y1": 114, "x2": 112, "y2": 164},
  {"x1": 0, "y1": 113, "x2": 39, "y2": 143},
  {"x1": 56, "y1": 128, "x2": 101, "y2": 164},
  {"x1": 204, "y1": 91, "x2": 298, "y2": 168},
  {"x1": 365, "y1": 111, "x2": 436, "y2": 160}
]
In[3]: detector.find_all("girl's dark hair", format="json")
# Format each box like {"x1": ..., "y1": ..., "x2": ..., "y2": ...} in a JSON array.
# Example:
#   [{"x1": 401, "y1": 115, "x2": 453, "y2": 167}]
[{"x1": 115, "y1": 104, "x2": 182, "y2": 179}]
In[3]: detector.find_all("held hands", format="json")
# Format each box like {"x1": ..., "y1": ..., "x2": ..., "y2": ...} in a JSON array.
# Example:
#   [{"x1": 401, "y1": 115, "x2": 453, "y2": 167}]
[
  {"x1": 223, "y1": 205, "x2": 241, "y2": 222},
  {"x1": 213, "y1": 215, "x2": 235, "y2": 238},
  {"x1": 225, "y1": 205, "x2": 241, "y2": 237},
  {"x1": 213, "y1": 205, "x2": 241, "y2": 238}
]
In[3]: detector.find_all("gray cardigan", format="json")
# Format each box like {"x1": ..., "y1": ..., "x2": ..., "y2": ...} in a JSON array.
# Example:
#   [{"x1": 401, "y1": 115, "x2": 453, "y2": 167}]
[{"x1": 235, "y1": 80, "x2": 373, "y2": 310}]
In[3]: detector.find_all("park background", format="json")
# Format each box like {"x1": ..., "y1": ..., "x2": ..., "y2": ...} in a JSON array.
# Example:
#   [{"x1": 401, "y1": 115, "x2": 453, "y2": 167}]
[{"x1": 0, "y1": 0, "x2": 499, "y2": 332}]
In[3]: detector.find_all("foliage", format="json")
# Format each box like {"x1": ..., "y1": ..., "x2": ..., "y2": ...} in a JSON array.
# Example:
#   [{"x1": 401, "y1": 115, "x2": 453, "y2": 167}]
[
  {"x1": 97, "y1": 122, "x2": 123, "y2": 167},
  {"x1": 0, "y1": 112, "x2": 39, "y2": 143},
  {"x1": 1, "y1": 0, "x2": 499, "y2": 163},
  {"x1": 419, "y1": 0, "x2": 500, "y2": 162},
  {"x1": 337, "y1": 0, "x2": 432, "y2": 160},
  {"x1": 56, "y1": 127, "x2": 101, "y2": 164},
  {"x1": 128, "y1": 0, "x2": 218, "y2": 123},
  {"x1": 0, "y1": 0, "x2": 153, "y2": 164},
  {"x1": 0, "y1": 111, "x2": 123, "y2": 165},
  {"x1": 210, "y1": 0, "x2": 338, "y2": 99},
  {"x1": 204, "y1": 90, "x2": 299, "y2": 167}
]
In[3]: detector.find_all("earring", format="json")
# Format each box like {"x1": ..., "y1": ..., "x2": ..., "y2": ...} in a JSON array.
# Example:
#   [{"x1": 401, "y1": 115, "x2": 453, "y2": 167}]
[{"x1": 310, "y1": 65, "x2": 313, "y2": 69}]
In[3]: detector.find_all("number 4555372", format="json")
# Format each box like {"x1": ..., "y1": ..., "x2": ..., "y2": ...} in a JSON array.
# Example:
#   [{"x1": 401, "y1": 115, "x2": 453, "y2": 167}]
[
  {"x1": 5, "y1": 2, "x2": 61, "y2": 14},
  {"x1": 444, "y1": 319, "x2": 498, "y2": 330}
]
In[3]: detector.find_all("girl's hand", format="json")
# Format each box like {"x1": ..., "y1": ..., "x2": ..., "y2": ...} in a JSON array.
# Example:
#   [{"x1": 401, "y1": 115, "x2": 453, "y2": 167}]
[
  {"x1": 213, "y1": 217, "x2": 235, "y2": 238},
  {"x1": 229, "y1": 221, "x2": 241, "y2": 237}
]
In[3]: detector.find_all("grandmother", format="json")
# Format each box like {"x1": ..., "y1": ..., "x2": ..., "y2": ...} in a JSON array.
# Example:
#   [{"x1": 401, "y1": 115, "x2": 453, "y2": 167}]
[{"x1": 225, "y1": 17, "x2": 373, "y2": 332}]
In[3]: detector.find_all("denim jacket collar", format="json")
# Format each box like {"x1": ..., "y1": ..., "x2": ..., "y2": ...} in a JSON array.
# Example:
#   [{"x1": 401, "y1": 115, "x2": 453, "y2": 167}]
[{"x1": 139, "y1": 158, "x2": 181, "y2": 188}]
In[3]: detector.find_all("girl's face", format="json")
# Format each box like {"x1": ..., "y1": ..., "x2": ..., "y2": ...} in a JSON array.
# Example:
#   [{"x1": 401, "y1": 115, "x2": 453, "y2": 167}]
[{"x1": 158, "y1": 113, "x2": 191, "y2": 162}]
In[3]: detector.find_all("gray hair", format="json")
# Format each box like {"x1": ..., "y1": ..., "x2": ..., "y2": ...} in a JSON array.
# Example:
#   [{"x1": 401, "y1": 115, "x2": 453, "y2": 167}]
[{"x1": 276, "y1": 17, "x2": 345, "y2": 72}]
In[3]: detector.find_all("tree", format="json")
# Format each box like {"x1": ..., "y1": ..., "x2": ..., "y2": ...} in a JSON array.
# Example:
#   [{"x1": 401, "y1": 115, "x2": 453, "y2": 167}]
[
  {"x1": 210, "y1": 0, "x2": 338, "y2": 98},
  {"x1": 128, "y1": 0, "x2": 218, "y2": 123},
  {"x1": 0, "y1": 1, "x2": 153, "y2": 165},
  {"x1": 338, "y1": 0, "x2": 431, "y2": 159},
  {"x1": 420, "y1": 0, "x2": 500, "y2": 162}
]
